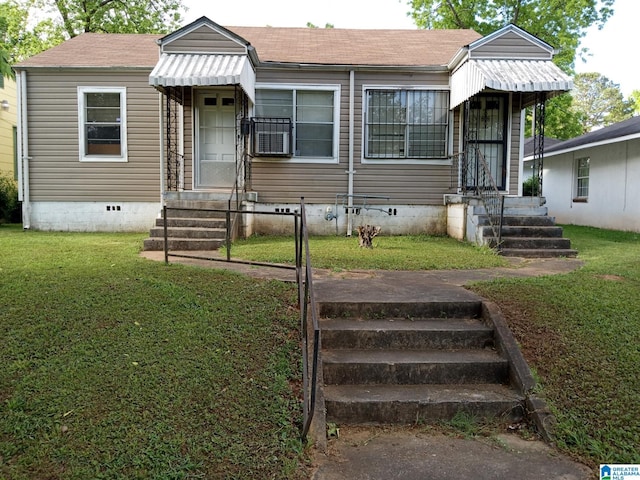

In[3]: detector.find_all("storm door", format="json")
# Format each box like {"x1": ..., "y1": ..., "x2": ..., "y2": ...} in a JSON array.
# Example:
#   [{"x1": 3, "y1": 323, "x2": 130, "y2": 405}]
[
  {"x1": 195, "y1": 91, "x2": 237, "y2": 189},
  {"x1": 463, "y1": 94, "x2": 508, "y2": 191}
]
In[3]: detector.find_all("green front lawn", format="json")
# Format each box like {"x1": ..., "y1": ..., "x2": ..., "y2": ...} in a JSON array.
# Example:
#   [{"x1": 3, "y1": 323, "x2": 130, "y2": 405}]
[
  {"x1": 2, "y1": 223, "x2": 638, "y2": 476},
  {"x1": 0, "y1": 226, "x2": 304, "y2": 479},
  {"x1": 470, "y1": 225, "x2": 640, "y2": 466}
]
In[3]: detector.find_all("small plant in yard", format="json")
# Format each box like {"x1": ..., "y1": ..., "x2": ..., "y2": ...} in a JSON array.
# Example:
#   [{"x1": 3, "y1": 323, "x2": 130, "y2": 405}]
[{"x1": 0, "y1": 171, "x2": 20, "y2": 223}]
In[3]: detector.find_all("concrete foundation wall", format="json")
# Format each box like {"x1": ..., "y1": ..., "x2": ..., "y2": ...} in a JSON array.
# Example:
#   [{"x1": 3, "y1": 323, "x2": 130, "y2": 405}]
[
  {"x1": 27, "y1": 201, "x2": 160, "y2": 232},
  {"x1": 251, "y1": 203, "x2": 448, "y2": 236}
]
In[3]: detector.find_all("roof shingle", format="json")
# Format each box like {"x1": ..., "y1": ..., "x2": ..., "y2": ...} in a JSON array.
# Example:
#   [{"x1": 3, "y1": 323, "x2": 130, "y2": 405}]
[{"x1": 16, "y1": 26, "x2": 481, "y2": 69}]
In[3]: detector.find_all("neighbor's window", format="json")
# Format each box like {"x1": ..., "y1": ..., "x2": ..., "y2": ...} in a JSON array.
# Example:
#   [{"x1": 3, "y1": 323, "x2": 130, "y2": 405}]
[
  {"x1": 575, "y1": 157, "x2": 590, "y2": 200},
  {"x1": 364, "y1": 89, "x2": 449, "y2": 160},
  {"x1": 78, "y1": 87, "x2": 127, "y2": 162},
  {"x1": 254, "y1": 86, "x2": 339, "y2": 160}
]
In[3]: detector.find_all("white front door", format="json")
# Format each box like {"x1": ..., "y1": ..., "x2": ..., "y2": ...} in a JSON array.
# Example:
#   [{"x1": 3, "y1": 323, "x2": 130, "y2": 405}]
[{"x1": 195, "y1": 91, "x2": 236, "y2": 189}]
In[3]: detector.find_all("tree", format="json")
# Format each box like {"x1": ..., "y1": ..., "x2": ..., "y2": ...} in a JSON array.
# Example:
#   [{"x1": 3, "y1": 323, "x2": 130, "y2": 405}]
[
  {"x1": 409, "y1": 0, "x2": 614, "y2": 69},
  {"x1": 629, "y1": 90, "x2": 640, "y2": 116},
  {"x1": 0, "y1": 1, "x2": 64, "y2": 67},
  {"x1": 571, "y1": 72, "x2": 633, "y2": 133},
  {"x1": 38, "y1": 0, "x2": 185, "y2": 38},
  {"x1": 408, "y1": 0, "x2": 615, "y2": 139}
]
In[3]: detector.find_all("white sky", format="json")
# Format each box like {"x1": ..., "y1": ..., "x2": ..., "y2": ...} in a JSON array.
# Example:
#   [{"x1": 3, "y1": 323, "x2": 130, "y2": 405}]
[{"x1": 182, "y1": 0, "x2": 637, "y2": 96}]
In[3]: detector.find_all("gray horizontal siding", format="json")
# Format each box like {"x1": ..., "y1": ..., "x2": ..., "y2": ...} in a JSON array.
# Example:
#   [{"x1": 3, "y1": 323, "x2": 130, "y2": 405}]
[
  {"x1": 163, "y1": 26, "x2": 246, "y2": 54},
  {"x1": 471, "y1": 32, "x2": 550, "y2": 60},
  {"x1": 25, "y1": 70, "x2": 161, "y2": 202},
  {"x1": 251, "y1": 69, "x2": 456, "y2": 205}
]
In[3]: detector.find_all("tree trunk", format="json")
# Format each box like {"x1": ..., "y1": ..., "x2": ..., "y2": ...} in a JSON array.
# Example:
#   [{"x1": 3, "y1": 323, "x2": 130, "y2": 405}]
[{"x1": 357, "y1": 225, "x2": 381, "y2": 248}]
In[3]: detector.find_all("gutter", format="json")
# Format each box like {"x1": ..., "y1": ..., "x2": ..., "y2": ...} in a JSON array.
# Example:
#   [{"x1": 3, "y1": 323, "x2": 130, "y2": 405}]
[
  {"x1": 16, "y1": 70, "x2": 30, "y2": 229},
  {"x1": 347, "y1": 70, "x2": 355, "y2": 237}
]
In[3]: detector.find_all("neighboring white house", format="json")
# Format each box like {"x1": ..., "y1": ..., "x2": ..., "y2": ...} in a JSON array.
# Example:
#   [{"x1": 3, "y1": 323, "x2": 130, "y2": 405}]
[{"x1": 529, "y1": 116, "x2": 640, "y2": 233}]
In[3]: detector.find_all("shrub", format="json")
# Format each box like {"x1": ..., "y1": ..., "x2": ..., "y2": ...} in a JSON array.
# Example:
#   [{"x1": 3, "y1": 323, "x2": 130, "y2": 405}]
[
  {"x1": 522, "y1": 176, "x2": 541, "y2": 196},
  {"x1": 0, "y1": 171, "x2": 20, "y2": 223}
]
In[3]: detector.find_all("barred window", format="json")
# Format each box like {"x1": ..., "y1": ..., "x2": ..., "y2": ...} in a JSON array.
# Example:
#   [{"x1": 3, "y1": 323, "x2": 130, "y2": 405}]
[{"x1": 365, "y1": 89, "x2": 449, "y2": 159}]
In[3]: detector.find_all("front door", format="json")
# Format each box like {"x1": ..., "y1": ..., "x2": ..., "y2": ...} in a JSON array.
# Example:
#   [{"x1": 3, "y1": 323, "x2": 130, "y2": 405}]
[
  {"x1": 195, "y1": 91, "x2": 236, "y2": 189},
  {"x1": 463, "y1": 94, "x2": 508, "y2": 191}
]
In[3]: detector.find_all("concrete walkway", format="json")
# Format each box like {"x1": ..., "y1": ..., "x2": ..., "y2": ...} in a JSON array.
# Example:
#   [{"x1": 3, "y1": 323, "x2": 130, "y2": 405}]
[{"x1": 140, "y1": 251, "x2": 593, "y2": 479}]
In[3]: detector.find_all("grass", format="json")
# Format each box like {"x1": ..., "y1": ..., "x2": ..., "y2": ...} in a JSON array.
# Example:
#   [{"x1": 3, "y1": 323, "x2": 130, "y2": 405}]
[
  {"x1": 0, "y1": 225, "x2": 305, "y2": 479},
  {"x1": 470, "y1": 225, "x2": 640, "y2": 467},
  {"x1": 2, "y1": 223, "x2": 638, "y2": 474},
  {"x1": 225, "y1": 234, "x2": 509, "y2": 271}
]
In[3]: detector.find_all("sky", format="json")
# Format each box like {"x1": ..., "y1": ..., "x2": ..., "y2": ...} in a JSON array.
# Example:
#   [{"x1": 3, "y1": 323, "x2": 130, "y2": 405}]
[{"x1": 182, "y1": 0, "x2": 637, "y2": 96}]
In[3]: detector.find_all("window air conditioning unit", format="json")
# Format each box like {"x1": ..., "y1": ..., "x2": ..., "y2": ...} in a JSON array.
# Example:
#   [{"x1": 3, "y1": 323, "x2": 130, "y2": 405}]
[
  {"x1": 256, "y1": 131, "x2": 290, "y2": 155},
  {"x1": 251, "y1": 117, "x2": 293, "y2": 157}
]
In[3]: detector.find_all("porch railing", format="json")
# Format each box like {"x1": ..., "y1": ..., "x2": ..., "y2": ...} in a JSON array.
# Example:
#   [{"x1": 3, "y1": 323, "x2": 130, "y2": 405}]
[
  {"x1": 298, "y1": 198, "x2": 320, "y2": 442},
  {"x1": 452, "y1": 148, "x2": 505, "y2": 249},
  {"x1": 471, "y1": 147, "x2": 505, "y2": 248},
  {"x1": 161, "y1": 199, "x2": 319, "y2": 442}
]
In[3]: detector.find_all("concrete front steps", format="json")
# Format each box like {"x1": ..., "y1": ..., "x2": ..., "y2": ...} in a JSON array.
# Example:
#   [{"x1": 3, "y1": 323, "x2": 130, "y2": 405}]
[
  {"x1": 143, "y1": 200, "x2": 228, "y2": 251},
  {"x1": 476, "y1": 197, "x2": 577, "y2": 258},
  {"x1": 318, "y1": 299, "x2": 526, "y2": 426}
]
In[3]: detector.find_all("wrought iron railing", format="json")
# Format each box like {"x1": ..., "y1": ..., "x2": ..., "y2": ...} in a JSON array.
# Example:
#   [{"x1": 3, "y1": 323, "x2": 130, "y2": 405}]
[
  {"x1": 471, "y1": 147, "x2": 505, "y2": 248},
  {"x1": 161, "y1": 200, "x2": 318, "y2": 442},
  {"x1": 452, "y1": 148, "x2": 505, "y2": 249},
  {"x1": 297, "y1": 198, "x2": 320, "y2": 442}
]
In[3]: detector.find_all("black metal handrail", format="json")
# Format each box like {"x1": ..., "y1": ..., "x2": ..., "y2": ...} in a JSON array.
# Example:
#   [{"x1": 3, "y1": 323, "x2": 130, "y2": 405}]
[
  {"x1": 471, "y1": 147, "x2": 505, "y2": 248},
  {"x1": 298, "y1": 198, "x2": 320, "y2": 442}
]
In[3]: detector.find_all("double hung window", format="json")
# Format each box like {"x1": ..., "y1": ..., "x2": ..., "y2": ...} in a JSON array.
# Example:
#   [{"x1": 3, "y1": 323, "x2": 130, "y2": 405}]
[
  {"x1": 78, "y1": 87, "x2": 127, "y2": 162},
  {"x1": 254, "y1": 86, "x2": 339, "y2": 161},
  {"x1": 575, "y1": 157, "x2": 590, "y2": 200},
  {"x1": 364, "y1": 89, "x2": 449, "y2": 160}
]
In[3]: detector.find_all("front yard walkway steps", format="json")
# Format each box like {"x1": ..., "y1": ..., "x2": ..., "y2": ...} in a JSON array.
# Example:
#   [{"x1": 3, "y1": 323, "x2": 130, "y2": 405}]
[{"x1": 316, "y1": 292, "x2": 526, "y2": 427}]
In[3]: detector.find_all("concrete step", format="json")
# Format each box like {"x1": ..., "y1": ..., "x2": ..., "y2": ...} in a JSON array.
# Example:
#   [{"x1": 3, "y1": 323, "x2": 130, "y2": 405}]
[
  {"x1": 473, "y1": 205, "x2": 548, "y2": 216},
  {"x1": 324, "y1": 384, "x2": 525, "y2": 424},
  {"x1": 322, "y1": 349, "x2": 509, "y2": 385},
  {"x1": 320, "y1": 318, "x2": 494, "y2": 350},
  {"x1": 502, "y1": 196, "x2": 545, "y2": 207},
  {"x1": 142, "y1": 237, "x2": 226, "y2": 251},
  {"x1": 499, "y1": 248, "x2": 578, "y2": 258},
  {"x1": 489, "y1": 237, "x2": 572, "y2": 250},
  {"x1": 165, "y1": 199, "x2": 228, "y2": 210},
  {"x1": 317, "y1": 300, "x2": 483, "y2": 320},
  {"x1": 478, "y1": 215, "x2": 556, "y2": 227},
  {"x1": 148, "y1": 226, "x2": 226, "y2": 240},
  {"x1": 155, "y1": 217, "x2": 226, "y2": 229},
  {"x1": 482, "y1": 225, "x2": 564, "y2": 238},
  {"x1": 162, "y1": 207, "x2": 227, "y2": 219}
]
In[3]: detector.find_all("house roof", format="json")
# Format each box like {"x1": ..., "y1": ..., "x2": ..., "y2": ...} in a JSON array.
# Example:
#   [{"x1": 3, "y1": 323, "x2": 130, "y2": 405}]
[
  {"x1": 544, "y1": 116, "x2": 640, "y2": 157},
  {"x1": 15, "y1": 34, "x2": 162, "y2": 68},
  {"x1": 523, "y1": 137, "x2": 563, "y2": 158},
  {"x1": 228, "y1": 27, "x2": 481, "y2": 66},
  {"x1": 16, "y1": 26, "x2": 481, "y2": 69}
]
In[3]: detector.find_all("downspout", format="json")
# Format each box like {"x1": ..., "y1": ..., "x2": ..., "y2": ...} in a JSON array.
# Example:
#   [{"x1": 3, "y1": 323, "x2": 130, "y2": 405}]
[
  {"x1": 17, "y1": 70, "x2": 30, "y2": 229},
  {"x1": 158, "y1": 91, "x2": 165, "y2": 203},
  {"x1": 346, "y1": 70, "x2": 355, "y2": 236}
]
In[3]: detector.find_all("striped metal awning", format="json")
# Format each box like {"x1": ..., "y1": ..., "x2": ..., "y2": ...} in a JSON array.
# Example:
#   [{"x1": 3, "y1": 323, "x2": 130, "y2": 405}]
[
  {"x1": 149, "y1": 54, "x2": 255, "y2": 102},
  {"x1": 450, "y1": 59, "x2": 573, "y2": 108}
]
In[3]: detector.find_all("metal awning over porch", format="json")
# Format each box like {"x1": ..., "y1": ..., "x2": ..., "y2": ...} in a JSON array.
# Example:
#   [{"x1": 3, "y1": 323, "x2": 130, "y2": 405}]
[
  {"x1": 149, "y1": 54, "x2": 255, "y2": 103},
  {"x1": 450, "y1": 59, "x2": 573, "y2": 108}
]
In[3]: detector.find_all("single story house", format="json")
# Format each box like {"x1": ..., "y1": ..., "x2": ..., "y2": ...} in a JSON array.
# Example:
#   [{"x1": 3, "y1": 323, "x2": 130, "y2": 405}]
[
  {"x1": 14, "y1": 17, "x2": 572, "y2": 242},
  {"x1": 529, "y1": 116, "x2": 640, "y2": 233}
]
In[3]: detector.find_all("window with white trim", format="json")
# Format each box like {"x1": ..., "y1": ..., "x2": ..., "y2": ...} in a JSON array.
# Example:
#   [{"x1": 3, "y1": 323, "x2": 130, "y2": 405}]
[
  {"x1": 78, "y1": 87, "x2": 127, "y2": 162},
  {"x1": 575, "y1": 157, "x2": 589, "y2": 200},
  {"x1": 254, "y1": 85, "x2": 339, "y2": 161},
  {"x1": 364, "y1": 89, "x2": 449, "y2": 160}
]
